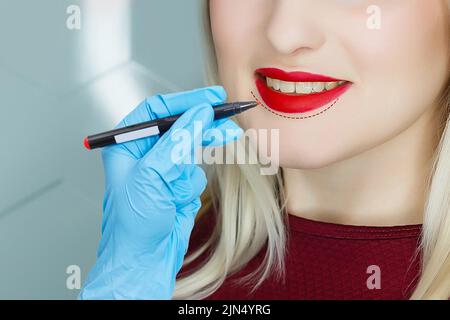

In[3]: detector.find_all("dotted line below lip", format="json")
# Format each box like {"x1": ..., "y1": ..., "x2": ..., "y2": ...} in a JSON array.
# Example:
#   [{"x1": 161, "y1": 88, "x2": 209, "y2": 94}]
[{"x1": 250, "y1": 90, "x2": 339, "y2": 120}]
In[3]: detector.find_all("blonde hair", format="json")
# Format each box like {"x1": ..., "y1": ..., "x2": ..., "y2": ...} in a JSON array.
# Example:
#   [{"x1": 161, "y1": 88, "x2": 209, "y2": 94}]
[{"x1": 174, "y1": 1, "x2": 450, "y2": 300}]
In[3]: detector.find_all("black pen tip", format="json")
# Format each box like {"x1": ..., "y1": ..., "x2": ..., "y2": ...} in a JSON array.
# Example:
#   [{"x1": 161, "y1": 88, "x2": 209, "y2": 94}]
[{"x1": 238, "y1": 101, "x2": 259, "y2": 112}]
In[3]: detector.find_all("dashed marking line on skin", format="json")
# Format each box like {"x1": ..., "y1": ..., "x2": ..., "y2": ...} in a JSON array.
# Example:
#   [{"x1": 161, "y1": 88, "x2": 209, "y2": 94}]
[{"x1": 250, "y1": 90, "x2": 339, "y2": 120}]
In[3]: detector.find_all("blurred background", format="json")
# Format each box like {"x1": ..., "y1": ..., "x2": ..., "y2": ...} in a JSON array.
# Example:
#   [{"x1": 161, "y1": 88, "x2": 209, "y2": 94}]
[{"x1": 0, "y1": 0, "x2": 206, "y2": 299}]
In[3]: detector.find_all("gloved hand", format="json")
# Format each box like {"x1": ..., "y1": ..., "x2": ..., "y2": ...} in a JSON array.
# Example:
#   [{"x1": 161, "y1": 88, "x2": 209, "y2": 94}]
[{"x1": 79, "y1": 86, "x2": 243, "y2": 299}]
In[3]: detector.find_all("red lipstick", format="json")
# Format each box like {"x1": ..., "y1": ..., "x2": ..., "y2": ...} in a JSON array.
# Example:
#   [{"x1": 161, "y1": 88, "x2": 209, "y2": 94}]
[{"x1": 255, "y1": 68, "x2": 352, "y2": 114}]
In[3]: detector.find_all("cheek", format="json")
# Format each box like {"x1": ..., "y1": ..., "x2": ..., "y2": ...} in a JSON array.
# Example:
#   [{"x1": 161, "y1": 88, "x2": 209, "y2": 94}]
[
  {"x1": 210, "y1": 0, "x2": 262, "y2": 63},
  {"x1": 344, "y1": 0, "x2": 449, "y2": 112},
  {"x1": 210, "y1": 0, "x2": 266, "y2": 100},
  {"x1": 342, "y1": 1, "x2": 449, "y2": 145}
]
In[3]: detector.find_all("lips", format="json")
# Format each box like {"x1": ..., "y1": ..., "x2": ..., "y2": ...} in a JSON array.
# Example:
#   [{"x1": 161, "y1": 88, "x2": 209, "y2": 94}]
[{"x1": 255, "y1": 68, "x2": 352, "y2": 114}]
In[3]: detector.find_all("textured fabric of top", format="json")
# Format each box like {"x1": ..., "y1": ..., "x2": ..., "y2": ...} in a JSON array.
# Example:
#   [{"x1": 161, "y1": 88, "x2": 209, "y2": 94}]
[{"x1": 177, "y1": 206, "x2": 422, "y2": 300}]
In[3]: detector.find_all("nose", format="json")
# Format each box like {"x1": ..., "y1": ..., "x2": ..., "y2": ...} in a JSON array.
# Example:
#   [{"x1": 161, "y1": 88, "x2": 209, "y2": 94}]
[{"x1": 266, "y1": 0, "x2": 325, "y2": 56}]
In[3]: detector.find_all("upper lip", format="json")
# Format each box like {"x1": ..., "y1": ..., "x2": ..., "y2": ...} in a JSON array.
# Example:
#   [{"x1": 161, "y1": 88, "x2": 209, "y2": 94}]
[{"x1": 255, "y1": 67, "x2": 346, "y2": 82}]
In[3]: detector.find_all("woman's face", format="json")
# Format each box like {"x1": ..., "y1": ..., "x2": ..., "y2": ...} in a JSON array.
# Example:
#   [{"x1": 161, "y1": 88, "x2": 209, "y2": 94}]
[{"x1": 210, "y1": 0, "x2": 450, "y2": 169}]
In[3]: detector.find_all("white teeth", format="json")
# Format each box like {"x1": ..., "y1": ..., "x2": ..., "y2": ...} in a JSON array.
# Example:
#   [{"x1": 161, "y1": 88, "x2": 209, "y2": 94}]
[
  {"x1": 312, "y1": 82, "x2": 325, "y2": 93},
  {"x1": 296, "y1": 82, "x2": 312, "y2": 94},
  {"x1": 265, "y1": 76, "x2": 346, "y2": 95},
  {"x1": 325, "y1": 82, "x2": 338, "y2": 90},
  {"x1": 272, "y1": 79, "x2": 280, "y2": 90},
  {"x1": 280, "y1": 80, "x2": 296, "y2": 93}
]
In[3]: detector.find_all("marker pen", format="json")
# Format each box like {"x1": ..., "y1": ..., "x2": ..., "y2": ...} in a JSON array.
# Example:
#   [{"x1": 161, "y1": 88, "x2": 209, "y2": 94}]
[{"x1": 83, "y1": 101, "x2": 258, "y2": 150}]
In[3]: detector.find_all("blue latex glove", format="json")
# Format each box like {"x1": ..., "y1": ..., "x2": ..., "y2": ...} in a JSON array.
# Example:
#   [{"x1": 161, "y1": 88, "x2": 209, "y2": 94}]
[{"x1": 79, "y1": 86, "x2": 243, "y2": 299}]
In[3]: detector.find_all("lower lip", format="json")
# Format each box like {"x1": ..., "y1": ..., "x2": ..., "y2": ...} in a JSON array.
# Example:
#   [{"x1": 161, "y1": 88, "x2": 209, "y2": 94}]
[{"x1": 255, "y1": 76, "x2": 352, "y2": 114}]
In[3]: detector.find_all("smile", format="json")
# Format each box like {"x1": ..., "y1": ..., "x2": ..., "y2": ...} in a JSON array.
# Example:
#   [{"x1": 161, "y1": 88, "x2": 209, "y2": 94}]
[{"x1": 255, "y1": 68, "x2": 352, "y2": 114}]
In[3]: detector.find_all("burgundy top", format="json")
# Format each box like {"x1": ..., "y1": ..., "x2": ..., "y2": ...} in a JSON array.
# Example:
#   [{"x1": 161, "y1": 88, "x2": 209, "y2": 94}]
[{"x1": 178, "y1": 207, "x2": 422, "y2": 300}]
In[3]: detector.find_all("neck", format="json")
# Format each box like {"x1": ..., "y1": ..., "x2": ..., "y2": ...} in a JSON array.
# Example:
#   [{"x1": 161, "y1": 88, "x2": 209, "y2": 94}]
[{"x1": 283, "y1": 106, "x2": 442, "y2": 226}]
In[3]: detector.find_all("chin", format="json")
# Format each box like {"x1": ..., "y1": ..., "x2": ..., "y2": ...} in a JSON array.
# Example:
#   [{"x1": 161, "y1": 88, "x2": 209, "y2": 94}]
[{"x1": 279, "y1": 146, "x2": 348, "y2": 170}]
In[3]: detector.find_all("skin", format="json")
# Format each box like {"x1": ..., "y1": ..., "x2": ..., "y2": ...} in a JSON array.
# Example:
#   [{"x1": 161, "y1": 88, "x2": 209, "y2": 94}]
[{"x1": 209, "y1": 0, "x2": 450, "y2": 226}]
